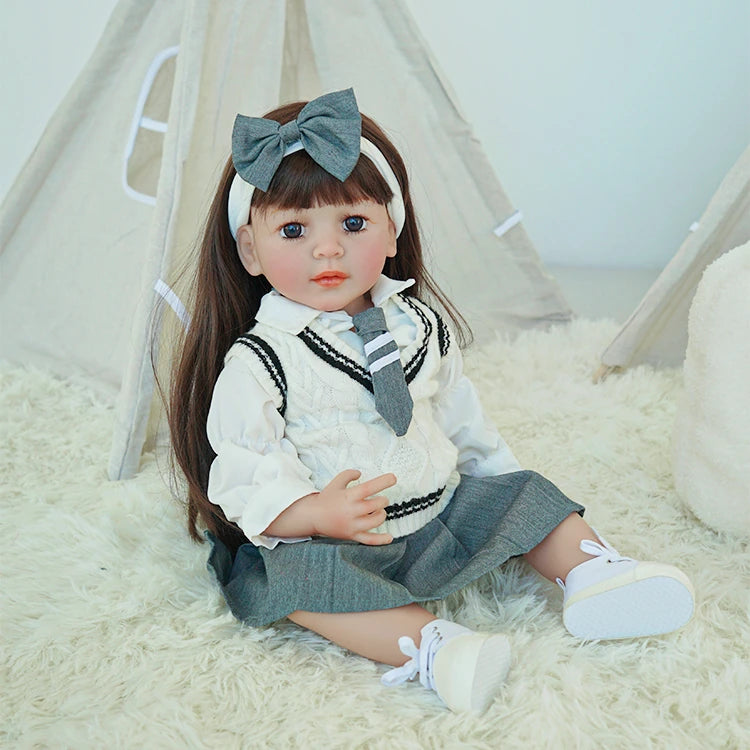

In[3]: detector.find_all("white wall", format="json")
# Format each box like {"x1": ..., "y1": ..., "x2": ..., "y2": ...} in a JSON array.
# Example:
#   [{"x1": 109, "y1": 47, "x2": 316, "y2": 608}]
[
  {"x1": 404, "y1": 0, "x2": 750, "y2": 268},
  {"x1": 1, "y1": 0, "x2": 748, "y2": 269}
]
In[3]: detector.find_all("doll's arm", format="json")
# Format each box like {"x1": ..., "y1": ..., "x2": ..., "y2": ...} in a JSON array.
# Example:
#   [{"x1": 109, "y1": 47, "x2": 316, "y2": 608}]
[
  {"x1": 263, "y1": 469, "x2": 395, "y2": 545},
  {"x1": 208, "y1": 358, "x2": 395, "y2": 547},
  {"x1": 433, "y1": 341, "x2": 521, "y2": 477},
  {"x1": 207, "y1": 358, "x2": 319, "y2": 548}
]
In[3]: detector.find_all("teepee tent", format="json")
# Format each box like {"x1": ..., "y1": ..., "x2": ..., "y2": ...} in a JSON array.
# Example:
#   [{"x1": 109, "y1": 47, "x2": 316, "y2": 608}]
[
  {"x1": 0, "y1": 0, "x2": 570, "y2": 481},
  {"x1": 599, "y1": 144, "x2": 750, "y2": 375}
]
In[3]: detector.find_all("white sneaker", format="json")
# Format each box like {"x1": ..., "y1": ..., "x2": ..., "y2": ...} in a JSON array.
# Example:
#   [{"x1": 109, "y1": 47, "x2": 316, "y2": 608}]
[
  {"x1": 559, "y1": 533, "x2": 695, "y2": 640},
  {"x1": 381, "y1": 619, "x2": 511, "y2": 712}
]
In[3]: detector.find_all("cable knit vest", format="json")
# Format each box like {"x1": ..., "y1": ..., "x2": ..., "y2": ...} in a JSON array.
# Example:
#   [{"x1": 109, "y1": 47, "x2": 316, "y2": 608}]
[{"x1": 224, "y1": 294, "x2": 461, "y2": 539}]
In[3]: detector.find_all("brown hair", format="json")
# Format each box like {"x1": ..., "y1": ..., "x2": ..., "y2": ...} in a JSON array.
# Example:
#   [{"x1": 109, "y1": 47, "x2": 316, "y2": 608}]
[{"x1": 167, "y1": 100, "x2": 471, "y2": 553}]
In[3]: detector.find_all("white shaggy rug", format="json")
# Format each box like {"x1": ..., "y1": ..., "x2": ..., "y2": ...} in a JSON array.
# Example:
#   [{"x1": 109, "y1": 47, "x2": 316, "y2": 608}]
[{"x1": 3, "y1": 319, "x2": 749, "y2": 749}]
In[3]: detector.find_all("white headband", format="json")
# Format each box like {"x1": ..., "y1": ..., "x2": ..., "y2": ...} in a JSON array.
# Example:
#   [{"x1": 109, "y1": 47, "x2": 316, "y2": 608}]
[{"x1": 227, "y1": 137, "x2": 406, "y2": 240}]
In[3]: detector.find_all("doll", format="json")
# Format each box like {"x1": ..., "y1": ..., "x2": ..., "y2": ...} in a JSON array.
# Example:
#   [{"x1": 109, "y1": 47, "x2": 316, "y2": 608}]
[{"x1": 167, "y1": 89, "x2": 694, "y2": 712}]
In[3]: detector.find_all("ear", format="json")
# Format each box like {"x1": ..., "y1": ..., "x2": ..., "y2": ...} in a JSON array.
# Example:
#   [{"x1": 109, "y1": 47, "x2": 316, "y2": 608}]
[
  {"x1": 385, "y1": 216, "x2": 398, "y2": 258},
  {"x1": 236, "y1": 224, "x2": 264, "y2": 276}
]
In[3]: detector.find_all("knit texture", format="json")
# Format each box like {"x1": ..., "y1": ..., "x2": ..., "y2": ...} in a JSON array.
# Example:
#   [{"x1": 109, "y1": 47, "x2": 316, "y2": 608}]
[{"x1": 226, "y1": 295, "x2": 458, "y2": 538}]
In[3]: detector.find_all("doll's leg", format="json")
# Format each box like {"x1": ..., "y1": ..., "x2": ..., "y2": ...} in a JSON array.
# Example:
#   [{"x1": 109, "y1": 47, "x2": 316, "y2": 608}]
[
  {"x1": 288, "y1": 604, "x2": 511, "y2": 712},
  {"x1": 524, "y1": 512, "x2": 694, "y2": 639},
  {"x1": 288, "y1": 603, "x2": 435, "y2": 666},
  {"x1": 523, "y1": 512, "x2": 598, "y2": 582}
]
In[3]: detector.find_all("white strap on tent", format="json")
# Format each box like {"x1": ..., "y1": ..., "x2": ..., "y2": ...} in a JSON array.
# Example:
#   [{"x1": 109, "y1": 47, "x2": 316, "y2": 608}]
[
  {"x1": 154, "y1": 278, "x2": 191, "y2": 330},
  {"x1": 139, "y1": 117, "x2": 169, "y2": 133},
  {"x1": 493, "y1": 210, "x2": 523, "y2": 238},
  {"x1": 122, "y1": 46, "x2": 180, "y2": 206}
]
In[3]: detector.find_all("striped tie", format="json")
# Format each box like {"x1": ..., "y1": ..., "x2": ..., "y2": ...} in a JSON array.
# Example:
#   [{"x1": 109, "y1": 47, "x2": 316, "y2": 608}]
[{"x1": 352, "y1": 306, "x2": 413, "y2": 436}]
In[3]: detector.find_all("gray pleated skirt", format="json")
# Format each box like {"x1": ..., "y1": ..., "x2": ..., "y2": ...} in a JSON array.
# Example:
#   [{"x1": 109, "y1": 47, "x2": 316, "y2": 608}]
[{"x1": 207, "y1": 470, "x2": 584, "y2": 627}]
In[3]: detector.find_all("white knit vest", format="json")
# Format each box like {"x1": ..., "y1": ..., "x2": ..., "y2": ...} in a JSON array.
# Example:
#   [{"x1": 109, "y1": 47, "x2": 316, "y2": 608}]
[{"x1": 225, "y1": 295, "x2": 460, "y2": 539}]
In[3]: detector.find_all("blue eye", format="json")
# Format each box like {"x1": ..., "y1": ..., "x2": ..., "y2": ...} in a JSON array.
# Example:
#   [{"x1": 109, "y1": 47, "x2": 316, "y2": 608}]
[
  {"x1": 280, "y1": 223, "x2": 304, "y2": 239},
  {"x1": 343, "y1": 216, "x2": 366, "y2": 232}
]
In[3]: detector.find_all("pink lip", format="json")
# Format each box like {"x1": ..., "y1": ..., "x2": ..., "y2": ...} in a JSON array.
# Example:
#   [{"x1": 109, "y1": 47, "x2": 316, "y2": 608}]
[{"x1": 312, "y1": 271, "x2": 348, "y2": 287}]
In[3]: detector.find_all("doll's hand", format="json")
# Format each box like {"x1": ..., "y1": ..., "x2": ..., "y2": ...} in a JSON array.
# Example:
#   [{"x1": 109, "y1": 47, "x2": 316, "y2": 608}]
[{"x1": 310, "y1": 469, "x2": 396, "y2": 545}]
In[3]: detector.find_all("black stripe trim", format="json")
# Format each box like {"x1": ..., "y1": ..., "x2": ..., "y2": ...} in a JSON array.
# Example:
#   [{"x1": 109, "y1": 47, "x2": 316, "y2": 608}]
[
  {"x1": 404, "y1": 346, "x2": 427, "y2": 385},
  {"x1": 298, "y1": 328, "x2": 374, "y2": 393},
  {"x1": 435, "y1": 313, "x2": 451, "y2": 357},
  {"x1": 235, "y1": 334, "x2": 288, "y2": 415},
  {"x1": 385, "y1": 486, "x2": 446, "y2": 520},
  {"x1": 297, "y1": 296, "x2": 438, "y2": 393},
  {"x1": 419, "y1": 300, "x2": 451, "y2": 357},
  {"x1": 399, "y1": 295, "x2": 432, "y2": 382}
]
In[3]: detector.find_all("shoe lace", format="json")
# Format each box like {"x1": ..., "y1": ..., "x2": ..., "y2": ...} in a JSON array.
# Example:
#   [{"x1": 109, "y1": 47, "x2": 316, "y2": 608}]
[
  {"x1": 381, "y1": 624, "x2": 441, "y2": 690},
  {"x1": 556, "y1": 528, "x2": 633, "y2": 590},
  {"x1": 380, "y1": 636, "x2": 420, "y2": 687}
]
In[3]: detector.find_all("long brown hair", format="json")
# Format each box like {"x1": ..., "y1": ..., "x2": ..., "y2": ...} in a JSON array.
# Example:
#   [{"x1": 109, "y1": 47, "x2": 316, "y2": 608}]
[{"x1": 167, "y1": 100, "x2": 471, "y2": 552}]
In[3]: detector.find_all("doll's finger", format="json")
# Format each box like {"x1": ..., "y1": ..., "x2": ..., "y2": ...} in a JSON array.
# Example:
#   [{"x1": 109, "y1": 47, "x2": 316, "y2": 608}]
[
  {"x1": 359, "y1": 506, "x2": 387, "y2": 526},
  {"x1": 362, "y1": 495, "x2": 390, "y2": 514},
  {"x1": 354, "y1": 472, "x2": 397, "y2": 499},
  {"x1": 330, "y1": 469, "x2": 363, "y2": 488},
  {"x1": 353, "y1": 531, "x2": 394, "y2": 546}
]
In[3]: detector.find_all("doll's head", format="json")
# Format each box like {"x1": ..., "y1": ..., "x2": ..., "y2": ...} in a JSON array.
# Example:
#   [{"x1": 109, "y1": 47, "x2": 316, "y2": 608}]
[
  {"x1": 227, "y1": 90, "x2": 414, "y2": 315},
  {"x1": 226, "y1": 89, "x2": 425, "y2": 298}
]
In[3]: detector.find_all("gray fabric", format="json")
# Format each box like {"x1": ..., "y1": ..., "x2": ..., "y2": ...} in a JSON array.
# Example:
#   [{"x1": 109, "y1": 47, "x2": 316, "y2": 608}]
[
  {"x1": 231, "y1": 87, "x2": 361, "y2": 191},
  {"x1": 206, "y1": 470, "x2": 585, "y2": 627},
  {"x1": 352, "y1": 305, "x2": 413, "y2": 436}
]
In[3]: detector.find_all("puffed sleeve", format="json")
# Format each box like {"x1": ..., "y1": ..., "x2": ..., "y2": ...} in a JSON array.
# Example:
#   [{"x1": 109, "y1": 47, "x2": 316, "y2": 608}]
[
  {"x1": 432, "y1": 335, "x2": 522, "y2": 477},
  {"x1": 206, "y1": 356, "x2": 316, "y2": 549}
]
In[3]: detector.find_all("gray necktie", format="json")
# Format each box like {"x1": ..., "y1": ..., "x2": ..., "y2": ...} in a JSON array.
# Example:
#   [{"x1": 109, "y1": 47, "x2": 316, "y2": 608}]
[{"x1": 352, "y1": 306, "x2": 413, "y2": 436}]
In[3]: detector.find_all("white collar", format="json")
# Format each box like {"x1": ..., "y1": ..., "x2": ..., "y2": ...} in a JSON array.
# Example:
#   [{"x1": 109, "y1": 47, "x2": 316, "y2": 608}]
[{"x1": 255, "y1": 275, "x2": 416, "y2": 334}]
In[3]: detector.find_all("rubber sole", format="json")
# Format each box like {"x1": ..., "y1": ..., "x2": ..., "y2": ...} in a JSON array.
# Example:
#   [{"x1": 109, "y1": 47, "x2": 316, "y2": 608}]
[
  {"x1": 433, "y1": 633, "x2": 511, "y2": 712},
  {"x1": 470, "y1": 635, "x2": 512, "y2": 712},
  {"x1": 564, "y1": 570, "x2": 695, "y2": 640}
]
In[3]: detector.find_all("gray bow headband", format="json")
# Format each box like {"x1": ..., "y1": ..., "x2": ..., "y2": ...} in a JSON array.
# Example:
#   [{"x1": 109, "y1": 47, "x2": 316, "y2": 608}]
[
  {"x1": 232, "y1": 88, "x2": 362, "y2": 192},
  {"x1": 227, "y1": 88, "x2": 406, "y2": 239}
]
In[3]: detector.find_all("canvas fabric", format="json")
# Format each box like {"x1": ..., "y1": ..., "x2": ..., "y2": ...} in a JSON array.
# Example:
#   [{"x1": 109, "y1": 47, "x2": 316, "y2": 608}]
[
  {"x1": 0, "y1": 0, "x2": 184, "y2": 393},
  {"x1": 601, "y1": 144, "x2": 750, "y2": 371}
]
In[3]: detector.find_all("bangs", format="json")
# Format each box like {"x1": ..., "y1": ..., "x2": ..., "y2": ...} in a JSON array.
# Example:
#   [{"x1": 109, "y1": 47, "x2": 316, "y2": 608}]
[{"x1": 250, "y1": 151, "x2": 394, "y2": 214}]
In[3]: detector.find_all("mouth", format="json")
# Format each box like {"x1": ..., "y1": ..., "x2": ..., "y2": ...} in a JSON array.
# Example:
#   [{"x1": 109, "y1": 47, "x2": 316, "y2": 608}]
[{"x1": 312, "y1": 271, "x2": 348, "y2": 287}]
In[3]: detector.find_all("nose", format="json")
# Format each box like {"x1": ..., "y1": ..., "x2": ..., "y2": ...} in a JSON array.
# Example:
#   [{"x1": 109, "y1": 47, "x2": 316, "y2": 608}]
[{"x1": 312, "y1": 229, "x2": 344, "y2": 259}]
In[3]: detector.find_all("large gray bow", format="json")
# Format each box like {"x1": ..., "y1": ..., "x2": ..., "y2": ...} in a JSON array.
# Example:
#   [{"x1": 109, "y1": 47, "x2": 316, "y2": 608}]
[{"x1": 232, "y1": 88, "x2": 362, "y2": 192}]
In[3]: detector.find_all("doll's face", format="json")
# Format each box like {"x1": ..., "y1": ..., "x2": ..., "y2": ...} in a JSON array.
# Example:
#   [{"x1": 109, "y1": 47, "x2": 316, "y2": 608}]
[{"x1": 236, "y1": 200, "x2": 397, "y2": 316}]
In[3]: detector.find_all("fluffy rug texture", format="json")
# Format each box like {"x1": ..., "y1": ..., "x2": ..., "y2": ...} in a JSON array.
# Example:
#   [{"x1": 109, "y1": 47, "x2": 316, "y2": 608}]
[
  {"x1": 3, "y1": 319, "x2": 749, "y2": 749},
  {"x1": 673, "y1": 241, "x2": 750, "y2": 537}
]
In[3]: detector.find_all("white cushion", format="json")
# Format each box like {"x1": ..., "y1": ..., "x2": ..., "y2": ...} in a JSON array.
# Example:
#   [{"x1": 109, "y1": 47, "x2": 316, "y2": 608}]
[{"x1": 672, "y1": 241, "x2": 750, "y2": 537}]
